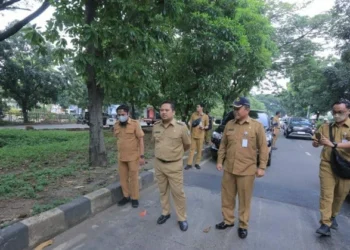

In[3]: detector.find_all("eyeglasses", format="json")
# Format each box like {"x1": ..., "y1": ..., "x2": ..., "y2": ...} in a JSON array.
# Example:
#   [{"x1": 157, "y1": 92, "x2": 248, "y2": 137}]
[{"x1": 332, "y1": 110, "x2": 347, "y2": 115}]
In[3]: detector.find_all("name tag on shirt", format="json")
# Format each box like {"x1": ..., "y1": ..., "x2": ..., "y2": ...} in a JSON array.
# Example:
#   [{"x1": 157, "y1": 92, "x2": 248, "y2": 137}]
[{"x1": 242, "y1": 139, "x2": 248, "y2": 148}]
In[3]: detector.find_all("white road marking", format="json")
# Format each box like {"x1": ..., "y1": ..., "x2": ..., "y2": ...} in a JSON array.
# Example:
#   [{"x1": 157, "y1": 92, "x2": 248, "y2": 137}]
[
  {"x1": 200, "y1": 158, "x2": 211, "y2": 166},
  {"x1": 305, "y1": 152, "x2": 311, "y2": 156}
]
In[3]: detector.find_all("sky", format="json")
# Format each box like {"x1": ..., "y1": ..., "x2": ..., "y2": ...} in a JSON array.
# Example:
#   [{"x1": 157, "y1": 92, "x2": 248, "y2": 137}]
[
  {"x1": 1, "y1": 0, "x2": 337, "y2": 94},
  {"x1": 0, "y1": 0, "x2": 336, "y2": 34}
]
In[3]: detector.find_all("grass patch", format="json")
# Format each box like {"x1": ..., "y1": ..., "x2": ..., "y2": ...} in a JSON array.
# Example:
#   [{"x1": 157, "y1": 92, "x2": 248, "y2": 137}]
[
  {"x1": 32, "y1": 198, "x2": 72, "y2": 215},
  {"x1": 0, "y1": 128, "x2": 154, "y2": 223},
  {"x1": 0, "y1": 129, "x2": 117, "y2": 198}
]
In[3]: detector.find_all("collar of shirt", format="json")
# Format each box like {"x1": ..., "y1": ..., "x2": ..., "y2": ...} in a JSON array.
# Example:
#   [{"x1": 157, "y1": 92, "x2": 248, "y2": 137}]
[
  {"x1": 331, "y1": 118, "x2": 350, "y2": 128},
  {"x1": 235, "y1": 116, "x2": 251, "y2": 125},
  {"x1": 160, "y1": 119, "x2": 176, "y2": 128}
]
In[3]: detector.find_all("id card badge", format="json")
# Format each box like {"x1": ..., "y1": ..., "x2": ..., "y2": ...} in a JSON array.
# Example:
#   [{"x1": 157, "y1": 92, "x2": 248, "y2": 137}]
[
  {"x1": 342, "y1": 133, "x2": 348, "y2": 143},
  {"x1": 242, "y1": 139, "x2": 248, "y2": 148}
]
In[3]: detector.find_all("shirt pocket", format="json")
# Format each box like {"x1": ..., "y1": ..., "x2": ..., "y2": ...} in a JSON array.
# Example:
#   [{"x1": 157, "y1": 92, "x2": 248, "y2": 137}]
[
  {"x1": 248, "y1": 135, "x2": 257, "y2": 150},
  {"x1": 153, "y1": 133, "x2": 162, "y2": 143},
  {"x1": 169, "y1": 134, "x2": 182, "y2": 147},
  {"x1": 226, "y1": 131, "x2": 236, "y2": 138},
  {"x1": 114, "y1": 128, "x2": 120, "y2": 137},
  {"x1": 126, "y1": 127, "x2": 134, "y2": 135}
]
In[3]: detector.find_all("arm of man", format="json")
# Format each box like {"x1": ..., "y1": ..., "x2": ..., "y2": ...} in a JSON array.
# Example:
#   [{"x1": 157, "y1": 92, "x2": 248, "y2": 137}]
[
  {"x1": 135, "y1": 121, "x2": 145, "y2": 165},
  {"x1": 204, "y1": 115, "x2": 209, "y2": 130},
  {"x1": 181, "y1": 125, "x2": 191, "y2": 152},
  {"x1": 188, "y1": 114, "x2": 193, "y2": 128},
  {"x1": 217, "y1": 125, "x2": 228, "y2": 165},
  {"x1": 320, "y1": 126, "x2": 350, "y2": 148},
  {"x1": 312, "y1": 125, "x2": 325, "y2": 147},
  {"x1": 257, "y1": 123, "x2": 268, "y2": 170}
]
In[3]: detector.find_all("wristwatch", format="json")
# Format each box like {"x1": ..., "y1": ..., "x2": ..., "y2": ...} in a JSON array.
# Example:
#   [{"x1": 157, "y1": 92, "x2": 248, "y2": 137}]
[
  {"x1": 140, "y1": 155, "x2": 145, "y2": 159},
  {"x1": 333, "y1": 142, "x2": 338, "y2": 148}
]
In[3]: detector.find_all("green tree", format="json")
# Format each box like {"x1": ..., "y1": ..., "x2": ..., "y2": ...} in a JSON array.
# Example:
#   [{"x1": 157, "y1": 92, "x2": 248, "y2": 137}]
[
  {"x1": 45, "y1": 0, "x2": 183, "y2": 166},
  {"x1": 159, "y1": 0, "x2": 275, "y2": 120},
  {"x1": 0, "y1": 32, "x2": 65, "y2": 123},
  {"x1": 56, "y1": 60, "x2": 88, "y2": 110}
]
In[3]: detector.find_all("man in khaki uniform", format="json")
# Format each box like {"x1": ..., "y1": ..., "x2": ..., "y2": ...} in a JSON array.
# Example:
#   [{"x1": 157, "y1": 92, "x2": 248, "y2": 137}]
[
  {"x1": 272, "y1": 111, "x2": 281, "y2": 150},
  {"x1": 312, "y1": 100, "x2": 350, "y2": 236},
  {"x1": 152, "y1": 101, "x2": 191, "y2": 231},
  {"x1": 215, "y1": 97, "x2": 268, "y2": 239},
  {"x1": 114, "y1": 104, "x2": 145, "y2": 208},
  {"x1": 185, "y1": 104, "x2": 209, "y2": 170}
]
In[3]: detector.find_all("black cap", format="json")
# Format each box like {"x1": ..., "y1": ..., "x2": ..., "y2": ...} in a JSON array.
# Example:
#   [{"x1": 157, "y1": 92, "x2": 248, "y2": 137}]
[{"x1": 230, "y1": 97, "x2": 250, "y2": 108}]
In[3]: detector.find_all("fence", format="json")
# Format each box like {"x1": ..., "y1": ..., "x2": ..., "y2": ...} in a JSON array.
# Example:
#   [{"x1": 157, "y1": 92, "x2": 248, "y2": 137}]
[{"x1": 1, "y1": 111, "x2": 78, "y2": 124}]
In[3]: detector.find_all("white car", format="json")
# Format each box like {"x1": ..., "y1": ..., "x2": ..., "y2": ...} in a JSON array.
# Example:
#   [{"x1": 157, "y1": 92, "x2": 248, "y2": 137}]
[{"x1": 106, "y1": 117, "x2": 117, "y2": 128}]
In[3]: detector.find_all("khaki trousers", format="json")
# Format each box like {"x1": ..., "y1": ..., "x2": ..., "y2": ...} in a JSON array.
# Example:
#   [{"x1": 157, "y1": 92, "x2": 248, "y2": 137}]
[
  {"x1": 118, "y1": 160, "x2": 139, "y2": 200},
  {"x1": 155, "y1": 158, "x2": 187, "y2": 221},
  {"x1": 319, "y1": 161, "x2": 350, "y2": 226},
  {"x1": 221, "y1": 170, "x2": 255, "y2": 229},
  {"x1": 205, "y1": 129, "x2": 212, "y2": 143},
  {"x1": 272, "y1": 128, "x2": 280, "y2": 147},
  {"x1": 187, "y1": 137, "x2": 204, "y2": 165}
]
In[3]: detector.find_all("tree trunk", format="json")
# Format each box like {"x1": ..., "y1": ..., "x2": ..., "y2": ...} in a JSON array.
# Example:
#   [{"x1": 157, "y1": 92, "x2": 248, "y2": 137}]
[
  {"x1": 182, "y1": 104, "x2": 191, "y2": 123},
  {"x1": 22, "y1": 106, "x2": 29, "y2": 123},
  {"x1": 85, "y1": 0, "x2": 107, "y2": 167},
  {"x1": 222, "y1": 94, "x2": 231, "y2": 117},
  {"x1": 131, "y1": 102, "x2": 136, "y2": 119}
]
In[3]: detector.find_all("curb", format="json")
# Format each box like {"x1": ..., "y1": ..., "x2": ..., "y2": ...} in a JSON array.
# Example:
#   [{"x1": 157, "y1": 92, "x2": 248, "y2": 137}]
[{"x1": 0, "y1": 146, "x2": 212, "y2": 250}]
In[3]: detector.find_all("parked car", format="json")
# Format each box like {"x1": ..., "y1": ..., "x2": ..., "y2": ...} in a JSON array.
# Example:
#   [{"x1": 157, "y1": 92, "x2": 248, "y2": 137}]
[
  {"x1": 83, "y1": 112, "x2": 109, "y2": 126},
  {"x1": 284, "y1": 117, "x2": 314, "y2": 139},
  {"x1": 211, "y1": 110, "x2": 273, "y2": 167},
  {"x1": 106, "y1": 115, "x2": 117, "y2": 128}
]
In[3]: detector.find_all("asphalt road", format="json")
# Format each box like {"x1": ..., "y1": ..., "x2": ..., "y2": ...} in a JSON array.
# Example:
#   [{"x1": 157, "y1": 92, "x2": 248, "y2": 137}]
[{"x1": 46, "y1": 134, "x2": 350, "y2": 250}]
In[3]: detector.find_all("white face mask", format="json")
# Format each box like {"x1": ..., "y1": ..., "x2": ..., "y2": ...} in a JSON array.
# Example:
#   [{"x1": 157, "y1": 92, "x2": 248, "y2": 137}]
[
  {"x1": 118, "y1": 115, "x2": 128, "y2": 123},
  {"x1": 333, "y1": 113, "x2": 347, "y2": 123}
]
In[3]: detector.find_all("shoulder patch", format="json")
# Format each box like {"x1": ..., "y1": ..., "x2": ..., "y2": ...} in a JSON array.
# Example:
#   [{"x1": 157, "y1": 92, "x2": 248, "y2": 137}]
[
  {"x1": 176, "y1": 121, "x2": 185, "y2": 126},
  {"x1": 154, "y1": 120, "x2": 161, "y2": 125}
]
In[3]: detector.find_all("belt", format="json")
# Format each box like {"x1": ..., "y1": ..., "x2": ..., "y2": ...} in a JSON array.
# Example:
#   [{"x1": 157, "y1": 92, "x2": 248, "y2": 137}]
[{"x1": 157, "y1": 158, "x2": 180, "y2": 163}]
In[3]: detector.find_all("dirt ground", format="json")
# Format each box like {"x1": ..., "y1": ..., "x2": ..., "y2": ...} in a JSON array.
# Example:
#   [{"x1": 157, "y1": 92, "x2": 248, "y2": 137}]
[{"x1": 0, "y1": 127, "x2": 155, "y2": 229}]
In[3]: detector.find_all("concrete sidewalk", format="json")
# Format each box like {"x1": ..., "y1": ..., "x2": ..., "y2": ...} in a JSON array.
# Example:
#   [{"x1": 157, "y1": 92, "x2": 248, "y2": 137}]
[{"x1": 46, "y1": 183, "x2": 350, "y2": 250}]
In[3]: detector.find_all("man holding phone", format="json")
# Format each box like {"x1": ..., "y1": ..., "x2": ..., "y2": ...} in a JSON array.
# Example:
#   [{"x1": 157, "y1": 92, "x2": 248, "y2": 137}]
[{"x1": 312, "y1": 100, "x2": 350, "y2": 236}]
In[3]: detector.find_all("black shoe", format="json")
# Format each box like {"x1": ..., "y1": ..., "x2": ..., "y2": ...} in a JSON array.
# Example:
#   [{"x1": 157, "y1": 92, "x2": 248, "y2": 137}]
[
  {"x1": 194, "y1": 164, "x2": 201, "y2": 169},
  {"x1": 184, "y1": 165, "x2": 192, "y2": 170},
  {"x1": 131, "y1": 199, "x2": 139, "y2": 208},
  {"x1": 117, "y1": 197, "x2": 130, "y2": 206},
  {"x1": 316, "y1": 224, "x2": 331, "y2": 236},
  {"x1": 178, "y1": 221, "x2": 188, "y2": 231},
  {"x1": 331, "y1": 217, "x2": 338, "y2": 230},
  {"x1": 215, "y1": 221, "x2": 234, "y2": 230},
  {"x1": 238, "y1": 228, "x2": 248, "y2": 239},
  {"x1": 157, "y1": 214, "x2": 171, "y2": 224}
]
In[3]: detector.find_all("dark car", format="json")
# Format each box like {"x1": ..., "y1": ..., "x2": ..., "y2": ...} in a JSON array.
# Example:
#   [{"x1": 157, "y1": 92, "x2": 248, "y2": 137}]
[
  {"x1": 211, "y1": 110, "x2": 273, "y2": 167},
  {"x1": 284, "y1": 117, "x2": 314, "y2": 139},
  {"x1": 83, "y1": 112, "x2": 109, "y2": 126}
]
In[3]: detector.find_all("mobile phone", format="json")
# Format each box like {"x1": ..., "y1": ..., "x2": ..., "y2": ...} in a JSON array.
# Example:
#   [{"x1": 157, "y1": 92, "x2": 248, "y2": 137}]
[{"x1": 315, "y1": 132, "x2": 322, "y2": 141}]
